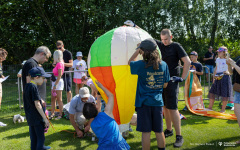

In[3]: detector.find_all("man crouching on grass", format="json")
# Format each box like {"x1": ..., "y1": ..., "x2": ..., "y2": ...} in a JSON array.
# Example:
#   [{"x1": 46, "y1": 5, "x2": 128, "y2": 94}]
[{"x1": 69, "y1": 87, "x2": 96, "y2": 138}]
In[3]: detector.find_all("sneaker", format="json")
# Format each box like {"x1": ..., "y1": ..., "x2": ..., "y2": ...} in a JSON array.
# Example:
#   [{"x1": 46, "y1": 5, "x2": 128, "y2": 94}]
[
  {"x1": 122, "y1": 131, "x2": 129, "y2": 139},
  {"x1": 164, "y1": 129, "x2": 173, "y2": 138},
  {"x1": 174, "y1": 135, "x2": 184, "y2": 148},
  {"x1": 182, "y1": 106, "x2": 188, "y2": 111},
  {"x1": 55, "y1": 116, "x2": 62, "y2": 120},
  {"x1": 43, "y1": 145, "x2": 51, "y2": 149}
]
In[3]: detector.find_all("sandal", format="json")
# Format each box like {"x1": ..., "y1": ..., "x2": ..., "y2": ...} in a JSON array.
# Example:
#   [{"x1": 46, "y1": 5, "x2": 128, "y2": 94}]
[{"x1": 49, "y1": 113, "x2": 55, "y2": 120}]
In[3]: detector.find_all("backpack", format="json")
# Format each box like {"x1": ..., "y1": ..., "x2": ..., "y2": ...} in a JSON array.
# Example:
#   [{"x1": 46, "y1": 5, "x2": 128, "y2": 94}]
[{"x1": 63, "y1": 102, "x2": 70, "y2": 119}]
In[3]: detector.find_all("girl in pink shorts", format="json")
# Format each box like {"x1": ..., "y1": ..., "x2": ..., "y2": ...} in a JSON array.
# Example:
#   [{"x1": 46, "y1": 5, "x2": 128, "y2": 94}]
[{"x1": 71, "y1": 52, "x2": 87, "y2": 95}]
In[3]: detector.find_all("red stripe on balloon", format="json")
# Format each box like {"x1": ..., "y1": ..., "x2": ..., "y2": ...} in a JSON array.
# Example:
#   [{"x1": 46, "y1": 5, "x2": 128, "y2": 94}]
[{"x1": 90, "y1": 67, "x2": 121, "y2": 124}]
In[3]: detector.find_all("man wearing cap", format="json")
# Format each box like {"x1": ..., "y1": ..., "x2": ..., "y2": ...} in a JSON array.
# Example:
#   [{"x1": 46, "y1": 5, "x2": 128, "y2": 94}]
[
  {"x1": 56, "y1": 40, "x2": 73, "y2": 103},
  {"x1": 203, "y1": 46, "x2": 216, "y2": 82},
  {"x1": 22, "y1": 46, "x2": 52, "y2": 102},
  {"x1": 71, "y1": 51, "x2": 87, "y2": 95},
  {"x1": 69, "y1": 87, "x2": 95, "y2": 138}
]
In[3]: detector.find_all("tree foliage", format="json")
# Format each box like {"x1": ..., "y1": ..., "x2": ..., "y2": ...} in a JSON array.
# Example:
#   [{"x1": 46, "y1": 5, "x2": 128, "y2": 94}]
[{"x1": 0, "y1": 0, "x2": 239, "y2": 64}]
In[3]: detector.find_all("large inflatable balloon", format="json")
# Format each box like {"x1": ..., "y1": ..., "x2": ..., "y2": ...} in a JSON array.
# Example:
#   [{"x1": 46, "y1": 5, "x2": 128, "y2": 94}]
[{"x1": 88, "y1": 26, "x2": 161, "y2": 124}]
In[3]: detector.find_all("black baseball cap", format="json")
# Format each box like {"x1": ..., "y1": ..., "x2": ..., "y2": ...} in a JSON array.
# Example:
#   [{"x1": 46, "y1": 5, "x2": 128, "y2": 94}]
[
  {"x1": 136, "y1": 38, "x2": 157, "y2": 52},
  {"x1": 29, "y1": 67, "x2": 51, "y2": 78}
]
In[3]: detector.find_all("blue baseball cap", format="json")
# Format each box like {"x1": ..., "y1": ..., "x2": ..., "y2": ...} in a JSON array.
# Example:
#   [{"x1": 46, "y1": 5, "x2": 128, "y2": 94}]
[{"x1": 29, "y1": 67, "x2": 51, "y2": 78}]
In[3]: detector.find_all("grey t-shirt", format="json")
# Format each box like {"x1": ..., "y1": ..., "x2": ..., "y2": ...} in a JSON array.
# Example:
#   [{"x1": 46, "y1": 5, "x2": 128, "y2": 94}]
[
  {"x1": 69, "y1": 94, "x2": 95, "y2": 114},
  {"x1": 37, "y1": 81, "x2": 46, "y2": 101}
]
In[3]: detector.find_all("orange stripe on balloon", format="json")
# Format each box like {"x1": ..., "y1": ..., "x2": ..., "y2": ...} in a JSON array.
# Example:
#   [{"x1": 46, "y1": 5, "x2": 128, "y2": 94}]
[{"x1": 90, "y1": 67, "x2": 121, "y2": 124}]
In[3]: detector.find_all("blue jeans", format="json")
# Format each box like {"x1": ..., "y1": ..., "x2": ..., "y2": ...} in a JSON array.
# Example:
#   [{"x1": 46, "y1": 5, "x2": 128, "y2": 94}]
[
  {"x1": 234, "y1": 91, "x2": 240, "y2": 104},
  {"x1": 205, "y1": 65, "x2": 214, "y2": 74},
  {"x1": 62, "y1": 74, "x2": 72, "y2": 92},
  {"x1": 29, "y1": 123, "x2": 45, "y2": 150}
]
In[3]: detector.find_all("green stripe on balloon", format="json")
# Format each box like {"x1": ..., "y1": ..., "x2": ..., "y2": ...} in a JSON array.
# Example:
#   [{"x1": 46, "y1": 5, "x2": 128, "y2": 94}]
[{"x1": 90, "y1": 28, "x2": 117, "y2": 68}]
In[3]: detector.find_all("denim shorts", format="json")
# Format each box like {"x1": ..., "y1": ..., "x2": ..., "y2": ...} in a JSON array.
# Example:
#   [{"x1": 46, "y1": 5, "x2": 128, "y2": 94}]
[
  {"x1": 205, "y1": 65, "x2": 214, "y2": 74},
  {"x1": 234, "y1": 91, "x2": 240, "y2": 104}
]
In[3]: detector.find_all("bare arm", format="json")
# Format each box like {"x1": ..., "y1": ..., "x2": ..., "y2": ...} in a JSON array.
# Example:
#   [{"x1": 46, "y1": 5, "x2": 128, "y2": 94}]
[
  {"x1": 34, "y1": 100, "x2": 49, "y2": 128},
  {"x1": 228, "y1": 63, "x2": 233, "y2": 75},
  {"x1": 180, "y1": 56, "x2": 191, "y2": 79},
  {"x1": 96, "y1": 94, "x2": 102, "y2": 112},
  {"x1": 212, "y1": 65, "x2": 217, "y2": 82},
  {"x1": 128, "y1": 49, "x2": 141, "y2": 65},
  {"x1": 95, "y1": 81, "x2": 114, "y2": 118},
  {"x1": 84, "y1": 118, "x2": 94, "y2": 133},
  {"x1": 163, "y1": 83, "x2": 168, "y2": 88},
  {"x1": 65, "y1": 59, "x2": 73, "y2": 68},
  {"x1": 203, "y1": 57, "x2": 212, "y2": 61},
  {"x1": 228, "y1": 58, "x2": 240, "y2": 74},
  {"x1": 196, "y1": 70, "x2": 204, "y2": 76}
]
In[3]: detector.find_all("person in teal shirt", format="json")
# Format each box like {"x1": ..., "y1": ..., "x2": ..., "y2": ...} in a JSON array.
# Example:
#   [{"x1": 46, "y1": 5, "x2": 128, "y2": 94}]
[{"x1": 128, "y1": 38, "x2": 170, "y2": 150}]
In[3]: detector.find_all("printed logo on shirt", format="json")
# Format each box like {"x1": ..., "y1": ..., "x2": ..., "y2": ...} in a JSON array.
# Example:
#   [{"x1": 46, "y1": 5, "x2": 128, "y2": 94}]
[
  {"x1": 190, "y1": 65, "x2": 196, "y2": 71},
  {"x1": 146, "y1": 72, "x2": 164, "y2": 89}
]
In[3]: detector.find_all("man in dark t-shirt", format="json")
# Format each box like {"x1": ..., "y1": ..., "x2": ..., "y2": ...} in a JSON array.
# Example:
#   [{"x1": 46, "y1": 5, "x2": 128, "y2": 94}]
[
  {"x1": 155, "y1": 29, "x2": 190, "y2": 148},
  {"x1": 203, "y1": 46, "x2": 216, "y2": 82},
  {"x1": 56, "y1": 40, "x2": 73, "y2": 103},
  {"x1": 22, "y1": 46, "x2": 52, "y2": 101}
]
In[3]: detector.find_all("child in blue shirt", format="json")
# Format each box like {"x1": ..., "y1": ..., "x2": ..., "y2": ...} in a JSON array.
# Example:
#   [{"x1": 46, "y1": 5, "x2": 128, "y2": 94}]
[
  {"x1": 128, "y1": 38, "x2": 170, "y2": 150},
  {"x1": 83, "y1": 81, "x2": 130, "y2": 150},
  {"x1": 23, "y1": 67, "x2": 51, "y2": 150}
]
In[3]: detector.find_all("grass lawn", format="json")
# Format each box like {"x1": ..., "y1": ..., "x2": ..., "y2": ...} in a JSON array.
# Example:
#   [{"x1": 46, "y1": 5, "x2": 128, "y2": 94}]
[{"x1": 1, "y1": 100, "x2": 240, "y2": 150}]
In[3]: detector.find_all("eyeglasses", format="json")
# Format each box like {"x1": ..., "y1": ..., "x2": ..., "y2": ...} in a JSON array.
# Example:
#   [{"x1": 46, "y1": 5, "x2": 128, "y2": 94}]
[
  {"x1": 57, "y1": 47, "x2": 62, "y2": 49},
  {"x1": 43, "y1": 52, "x2": 49, "y2": 59}
]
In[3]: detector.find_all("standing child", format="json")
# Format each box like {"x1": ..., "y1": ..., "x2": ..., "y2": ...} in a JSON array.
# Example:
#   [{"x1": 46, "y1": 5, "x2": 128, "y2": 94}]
[
  {"x1": 189, "y1": 51, "x2": 203, "y2": 81},
  {"x1": 128, "y1": 38, "x2": 170, "y2": 150},
  {"x1": 183, "y1": 51, "x2": 203, "y2": 111},
  {"x1": 208, "y1": 46, "x2": 233, "y2": 112},
  {"x1": 71, "y1": 52, "x2": 87, "y2": 95},
  {"x1": 23, "y1": 67, "x2": 51, "y2": 150},
  {"x1": 83, "y1": 80, "x2": 130, "y2": 149},
  {"x1": 0, "y1": 48, "x2": 8, "y2": 109}
]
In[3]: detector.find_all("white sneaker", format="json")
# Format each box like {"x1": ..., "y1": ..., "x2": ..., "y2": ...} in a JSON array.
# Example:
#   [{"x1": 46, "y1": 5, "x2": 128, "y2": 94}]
[{"x1": 0, "y1": 121, "x2": 7, "y2": 126}]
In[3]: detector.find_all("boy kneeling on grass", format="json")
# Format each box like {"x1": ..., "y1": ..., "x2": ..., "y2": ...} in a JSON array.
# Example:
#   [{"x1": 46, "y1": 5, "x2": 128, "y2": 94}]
[
  {"x1": 23, "y1": 67, "x2": 51, "y2": 150},
  {"x1": 83, "y1": 81, "x2": 130, "y2": 149}
]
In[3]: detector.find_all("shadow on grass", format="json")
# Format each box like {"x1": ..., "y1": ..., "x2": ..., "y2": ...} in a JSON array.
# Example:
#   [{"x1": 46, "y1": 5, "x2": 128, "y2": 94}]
[
  {"x1": 179, "y1": 112, "x2": 213, "y2": 126},
  {"x1": 128, "y1": 136, "x2": 157, "y2": 150},
  {"x1": 183, "y1": 136, "x2": 240, "y2": 150},
  {"x1": 44, "y1": 129, "x2": 98, "y2": 149},
  {"x1": 3, "y1": 131, "x2": 29, "y2": 140}
]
